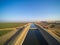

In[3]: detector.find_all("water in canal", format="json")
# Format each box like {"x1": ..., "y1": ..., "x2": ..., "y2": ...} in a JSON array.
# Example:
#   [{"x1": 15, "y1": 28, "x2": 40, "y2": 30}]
[{"x1": 22, "y1": 24, "x2": 48, "y2": 45}]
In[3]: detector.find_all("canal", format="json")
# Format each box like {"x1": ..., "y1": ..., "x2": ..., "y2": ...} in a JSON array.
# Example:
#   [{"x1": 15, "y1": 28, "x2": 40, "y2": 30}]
[{"x1": 22, "y1": 24, "x2": 48, "y2": 45}]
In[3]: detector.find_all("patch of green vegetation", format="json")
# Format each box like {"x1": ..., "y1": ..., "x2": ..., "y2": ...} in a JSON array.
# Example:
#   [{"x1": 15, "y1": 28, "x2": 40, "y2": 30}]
[
  {"x1": 0, "y1": 23, "x2": 26, "y2": 29},
  {"x1": 0, "y1": 30, "x2": 12, "y2": 36}
]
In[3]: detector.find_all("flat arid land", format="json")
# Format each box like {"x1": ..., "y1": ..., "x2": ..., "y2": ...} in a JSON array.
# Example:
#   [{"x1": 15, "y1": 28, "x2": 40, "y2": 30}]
[
  {"x1": 0, "y1": 22, "x2": 26, "y2": 45},
  {"x1": 37, "y1": 21, "x2": 60, "y2": 42},
  {"x1": 0, "y1": 22, "x2": 60, "y2": 45}
]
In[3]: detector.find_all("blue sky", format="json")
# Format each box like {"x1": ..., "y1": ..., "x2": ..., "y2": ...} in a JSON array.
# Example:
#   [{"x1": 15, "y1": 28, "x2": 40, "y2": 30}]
[{"x1": 0, "y1": 0, "x2": 60, "y2": 22}]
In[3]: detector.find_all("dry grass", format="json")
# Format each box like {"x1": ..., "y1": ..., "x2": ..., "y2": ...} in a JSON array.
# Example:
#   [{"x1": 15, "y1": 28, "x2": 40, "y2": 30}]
[
  {"x1": 48, "y1": 28, "x2": 60, "y2": 37},
  {"x1": 49, "y1": 29, "x2": 60, "y2": 37},
  {"x1": 48, "y1": 25, "x2": 60, "y2": 37},
  {"x1": 37, "y1": 22, "x2": 60, "y2": 38}
]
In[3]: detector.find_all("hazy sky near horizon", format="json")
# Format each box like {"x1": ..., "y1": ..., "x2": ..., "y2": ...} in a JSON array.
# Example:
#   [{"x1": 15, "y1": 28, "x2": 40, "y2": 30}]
[{"x1": 0, "y1": 0, "x2": 60, "y2": 22}]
